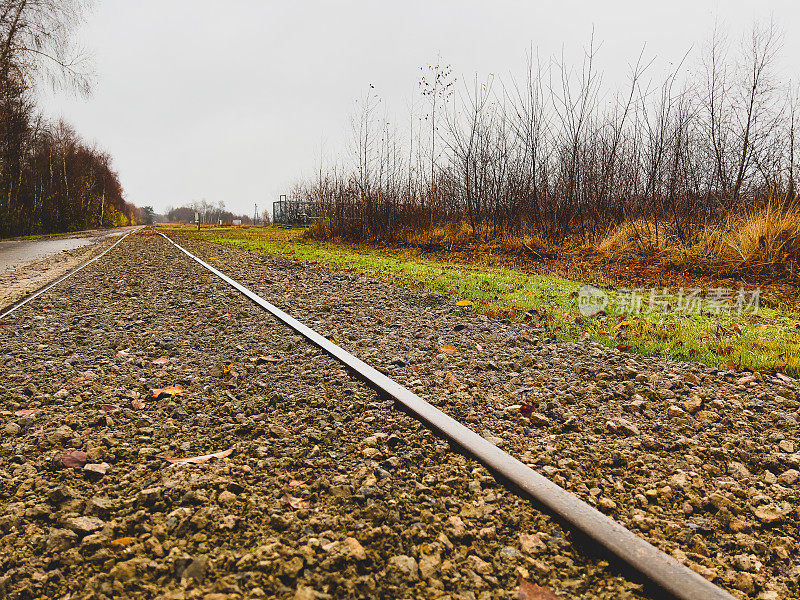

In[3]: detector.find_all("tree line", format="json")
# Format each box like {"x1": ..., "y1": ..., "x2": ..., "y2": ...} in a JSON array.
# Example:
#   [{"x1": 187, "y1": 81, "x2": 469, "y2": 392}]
[
  {"x1": 0, "y1": 0, "x2": 136, "y2": 238},
  {"x1": 298, "y1": 23, "x2": 798, "y2": 251},
  {"x1": 164, "y1": 200, "x2": 269, "y2": 226}
]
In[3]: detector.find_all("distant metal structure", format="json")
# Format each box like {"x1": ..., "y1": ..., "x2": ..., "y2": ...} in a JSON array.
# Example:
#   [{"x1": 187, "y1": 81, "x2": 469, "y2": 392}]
[{"x1": 273, "y1": 194, "x2": 319, "y2": 227}]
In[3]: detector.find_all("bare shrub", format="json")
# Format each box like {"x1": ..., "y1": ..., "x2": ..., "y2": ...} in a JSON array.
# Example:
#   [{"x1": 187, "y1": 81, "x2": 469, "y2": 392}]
[{"x1": 302, "y1": 23, "x2": 798, "y2": 279}]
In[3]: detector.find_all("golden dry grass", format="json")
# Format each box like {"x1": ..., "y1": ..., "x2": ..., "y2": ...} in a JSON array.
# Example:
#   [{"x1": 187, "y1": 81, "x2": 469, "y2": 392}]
[
  {"x1": 701, "y1": 201, "x2": 800, "y2": 277},
  {"x1": 597, "y1": 201, "x2": 800, "y2": 280}
]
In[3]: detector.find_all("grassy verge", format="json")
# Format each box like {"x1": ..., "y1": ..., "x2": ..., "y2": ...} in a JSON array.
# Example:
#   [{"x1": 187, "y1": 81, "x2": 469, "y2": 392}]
[{"x1": 158, "y1": 224, "x2": 800, "y2": 377}]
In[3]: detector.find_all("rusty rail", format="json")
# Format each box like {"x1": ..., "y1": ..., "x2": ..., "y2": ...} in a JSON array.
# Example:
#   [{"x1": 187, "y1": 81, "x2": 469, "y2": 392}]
[{"x1": 155, "y1": 231, "x2": 736, "y2": 600}]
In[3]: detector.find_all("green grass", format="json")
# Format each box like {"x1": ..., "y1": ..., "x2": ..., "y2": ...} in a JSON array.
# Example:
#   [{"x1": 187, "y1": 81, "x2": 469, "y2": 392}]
[{"x1": 158, "y1": 224, "x2": 800, "y2": 377}]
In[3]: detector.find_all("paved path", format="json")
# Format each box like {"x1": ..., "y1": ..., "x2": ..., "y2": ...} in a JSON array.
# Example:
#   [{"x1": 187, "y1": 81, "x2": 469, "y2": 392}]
[{"x1": 0, "y1": 227, "x2": 136, "y2": 272}]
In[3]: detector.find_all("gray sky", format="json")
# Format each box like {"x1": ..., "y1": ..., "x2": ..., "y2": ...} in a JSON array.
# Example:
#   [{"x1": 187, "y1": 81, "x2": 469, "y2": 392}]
[{"x1": 39, "y1": 0, "x2": 800, "y2": 216}]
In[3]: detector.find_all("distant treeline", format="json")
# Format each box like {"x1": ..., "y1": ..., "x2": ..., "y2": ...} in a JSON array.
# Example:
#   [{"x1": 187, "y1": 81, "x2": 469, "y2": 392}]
[
  {"x1": 164, "y1": 200, "x2": 269, "y2": 225},
  {"x1": 299, "y1": 23, "x2": 799, "y2": 250},
  {"x1": 0, "y1": 0, "x2": 138, "y2": 238}
]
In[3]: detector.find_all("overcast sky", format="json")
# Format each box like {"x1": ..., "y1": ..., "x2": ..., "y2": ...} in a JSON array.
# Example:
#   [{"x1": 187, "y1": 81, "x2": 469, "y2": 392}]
[{"x1": 38, "y1": 0, "x2": 800, "y2": 216}]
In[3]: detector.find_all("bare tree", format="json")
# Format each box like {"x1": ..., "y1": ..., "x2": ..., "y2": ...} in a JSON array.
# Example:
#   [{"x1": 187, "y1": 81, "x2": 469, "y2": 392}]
[{"x1": 0, "y1": 0, "x2": 93, "y2": 94}]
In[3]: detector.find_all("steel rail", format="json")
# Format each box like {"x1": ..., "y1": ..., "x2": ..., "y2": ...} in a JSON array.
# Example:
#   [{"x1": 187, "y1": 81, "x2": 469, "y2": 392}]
[
  {"x1": 156, "y1": 231, "x2": 735, "y2": 600},
  {"x1": 0, "y1": 228, "x2": 142, "y2": 320}
]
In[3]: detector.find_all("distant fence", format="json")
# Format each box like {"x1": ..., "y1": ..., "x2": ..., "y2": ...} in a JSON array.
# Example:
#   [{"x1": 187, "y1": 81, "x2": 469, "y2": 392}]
[{"x1": 273, "y1": 196, "x2": 319, "y2": 227}]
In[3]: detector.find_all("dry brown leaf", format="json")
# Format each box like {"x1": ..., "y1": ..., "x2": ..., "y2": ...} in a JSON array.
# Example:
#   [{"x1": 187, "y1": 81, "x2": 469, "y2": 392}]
[
  {"x1": 131, "y1": 398, "x2": 146, "y2": 410},
  {"x1": 151, "y1": 357, "x2": 170, "y2": 365},
  {"x1": 289, "y1": 479, "x2": 307, "y2": 487},
  {"x1": 110, "y1": 537, "x2": 136, "y2": 547},
  {"x1": 517, "y1": 576, "x2": 559, "y2": 600},
  {"x1": 282, "y1": 493, "x2": 309, "y2": 509},
  {"x1": 616, "y1": 344, "x2": 631, "y2": 352},
  {"x1": 439, "y1": 345, "x2": 457, "y2": 355},
  {"x1": 0, "y1": 408, "x2": 39, "y2": 416},
  {"x1": 158, "y1": 446, "x2": 235, "y2": 465},
  {"x1": 61, "y1": 450, "x2": 88, "y2": 469},
  {"x1": 255, "y1": 355, "x2": 281, "y2": 364},
  {"x1": 100, "y1": 403, "x2": 121, "y2": 412},
  {"x1": 151, "y1": 385, "x2": 184, "y2": 399}
]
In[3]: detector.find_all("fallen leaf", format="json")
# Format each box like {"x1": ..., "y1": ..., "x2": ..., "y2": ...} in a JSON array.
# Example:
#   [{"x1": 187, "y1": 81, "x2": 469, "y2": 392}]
[
  {"x1": 0, "y1": 409, "x2": 39, "y2": 416},
  {"x1": 282, "y1": 493, "x2": 309, "y2": 509},
  {"x1": 517, "y1": 575, "x2": 560, "y2": 599},
  {"x1": 439, "y1": 345, "x2": 457, "y2": 355},
  {"x1": 616, "y1": 320, "x2": 631, "y2": 328},
  {"x1": 511, "y1": 386, "x2": 536, "y2": 395},
  {"x1": 61, "y1": 450, "x2": 88, "y2": 469},
  {"x1": 99, "y1": 404, "x2": 121, "y2": 412},
  {"x1": 722, "y1": 360, "x2": 738, "y2": 371},
  {"x1": 255, "y1": 355, "x2": 280, "y2": 364},
  {"x1": 110, "y1": 537, "x2": 136, "y2": 547},
  {"x1": 289, "y1": 479, "x2": 307, "y2": 487},
  {"x1": 223, "y1": 363, "x2": 235, "y2": 374},
  {"x1": 115, "y1": 350, "x2": 129, "y2": 358},
  {"x1": 755, "y1": 324, "x2": 768, "y2": 331},
  {"x1": 208, "y1": 256, "x2": 218, "y2": 260},
  {"x1": 151, "y1": 385, "x2": 184, "y2": 399},
  {"x1": 616, "y1": 344, "x2": 630, "y2": 352},
  {"x1": 151, "y1": 357, "x2": 170, "y2": 365},
  {"x1": 131, "y1": 398, "x2": 146, "y2": 410},
  {"x1": 519, "y1": 403, "x2": 533, "y2": 417},
  {"x1": 456, "y1": 299, "x2": 474, "y2": 307},
  {"x1": 158, "y1": 446, "x2": 235, "y2": 465}
]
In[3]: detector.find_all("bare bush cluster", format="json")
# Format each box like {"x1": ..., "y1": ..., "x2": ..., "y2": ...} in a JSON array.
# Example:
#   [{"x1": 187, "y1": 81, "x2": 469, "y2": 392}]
[
  {"x1": 164, "y1": 200, "x2": 261, "y2": 226},
  {"x1": 300, "y1": 23, "x2": 798, "y2": 262}
]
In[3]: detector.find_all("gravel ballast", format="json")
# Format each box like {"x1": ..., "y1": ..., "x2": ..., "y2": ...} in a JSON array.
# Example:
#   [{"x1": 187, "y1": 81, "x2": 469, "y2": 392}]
[{"x1": 0, "y1": 231, "x2": 797, "y2": 600}]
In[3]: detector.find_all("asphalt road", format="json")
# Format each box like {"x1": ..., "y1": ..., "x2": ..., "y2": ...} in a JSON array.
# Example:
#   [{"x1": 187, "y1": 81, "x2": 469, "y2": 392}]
[{"x1": 0, "y1": 227, "x2": 137, "y2": 272}]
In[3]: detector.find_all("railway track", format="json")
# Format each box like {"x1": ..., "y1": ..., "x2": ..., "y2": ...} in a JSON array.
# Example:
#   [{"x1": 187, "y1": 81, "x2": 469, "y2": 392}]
[
  {"x1": 0, "y1": 228, "x2": 142, "y2": 321},
  {"x1": 0, "y1": 229, "x2": 795, "y2": 600}
]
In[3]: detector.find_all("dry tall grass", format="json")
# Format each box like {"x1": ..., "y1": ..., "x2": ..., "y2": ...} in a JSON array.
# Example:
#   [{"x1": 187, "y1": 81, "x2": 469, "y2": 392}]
[
  {"x1": 597, "y1": 201, "x2": 800, "y2": 279},
  {"x1": 702, "y1": 201, "x2": 800, "y2": 277}
]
